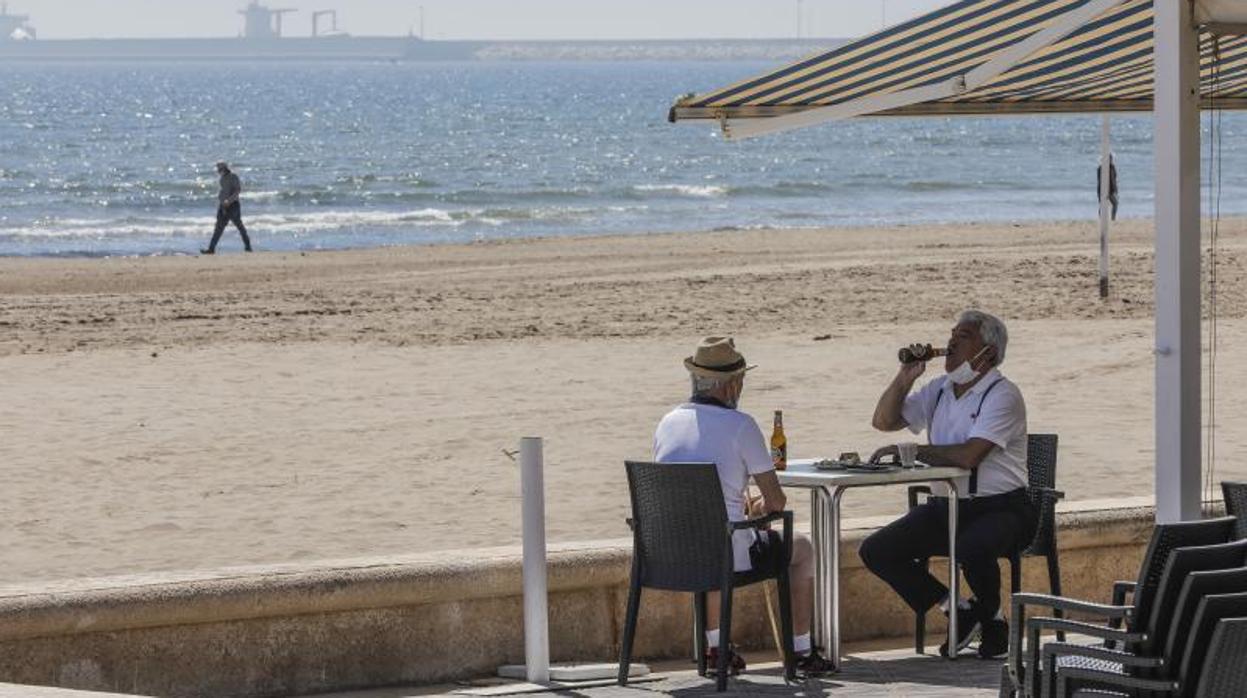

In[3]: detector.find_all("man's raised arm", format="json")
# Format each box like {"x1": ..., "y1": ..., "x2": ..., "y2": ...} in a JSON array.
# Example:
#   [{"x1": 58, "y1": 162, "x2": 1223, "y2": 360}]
[{"x1": 872, "y1": 359, "x2": 926, "y2": 432}]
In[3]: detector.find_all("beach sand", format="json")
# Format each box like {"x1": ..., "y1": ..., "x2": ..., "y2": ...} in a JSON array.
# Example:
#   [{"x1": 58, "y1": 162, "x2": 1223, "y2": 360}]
[{"x1": 2, "y1": 218, "x2": 1246, "y2": 584}]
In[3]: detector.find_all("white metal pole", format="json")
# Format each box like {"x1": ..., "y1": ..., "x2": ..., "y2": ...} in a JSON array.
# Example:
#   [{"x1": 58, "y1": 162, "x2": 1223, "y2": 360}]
[
  {"x1": 1153, "y1": 0, "x2": 1202, "y2": 522},
  {"x1": 520, "y1": 437, "x2": 550, "y2": 683},
  {"x1": 1099, "y1": 115, "x2": 1111, "y2": 299}
]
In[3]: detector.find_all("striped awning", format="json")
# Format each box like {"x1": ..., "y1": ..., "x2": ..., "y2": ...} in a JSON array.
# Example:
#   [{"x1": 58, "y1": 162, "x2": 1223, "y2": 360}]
[{"x1": 670, "y1": 0, "x2": 1247, "y2": 139}]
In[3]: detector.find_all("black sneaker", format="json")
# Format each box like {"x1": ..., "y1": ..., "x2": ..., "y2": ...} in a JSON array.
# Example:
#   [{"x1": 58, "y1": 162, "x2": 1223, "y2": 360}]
[
  {"x1": 199, "y1": 248, "x2": 215, "y2": 255},
  {"x1": 704, "y1": 645, "x2": 746, "y2": 676},
  {"x1": 794, "y1": 647, "x2": 836, "y2": 677},
  {"x1": 938, "y1": 602, "x2": 982, "y2": 657},
  {"x1": 978, "y1": 617, "x2": 1009, "y2": 658}
]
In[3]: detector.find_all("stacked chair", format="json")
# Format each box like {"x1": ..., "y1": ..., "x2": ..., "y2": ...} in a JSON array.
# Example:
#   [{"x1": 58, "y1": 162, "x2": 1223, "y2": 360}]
[
  {"x1": 1001, "y1": 516, "x2": 1241, "y2": 697},
  {"x1": 1223, "y1": 481, "x2": 1247, "y2": 539}
]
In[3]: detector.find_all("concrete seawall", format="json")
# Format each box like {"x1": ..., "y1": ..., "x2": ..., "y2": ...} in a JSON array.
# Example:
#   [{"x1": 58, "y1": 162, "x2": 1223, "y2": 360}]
[{"x1": 0, "y1": 499, "x2": 1156, "y2": 697}]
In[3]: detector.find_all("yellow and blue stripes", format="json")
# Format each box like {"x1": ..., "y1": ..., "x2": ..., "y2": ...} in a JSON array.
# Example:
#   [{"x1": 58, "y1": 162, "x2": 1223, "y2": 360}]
[{"x1": 670, "y1": 0, "x2": 1247, "y2": 122}]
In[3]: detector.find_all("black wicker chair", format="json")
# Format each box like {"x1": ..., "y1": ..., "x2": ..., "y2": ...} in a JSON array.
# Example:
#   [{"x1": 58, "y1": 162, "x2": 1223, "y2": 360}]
[
  {"x1": 1051, "y1": 592, "x2": 1247, "y2": 697},
  {"x1": 1193, "y1": 617, "x2": 1247, "y2": 698},
  {"x1": 912, "y1": 433, "x2": 1064, "y2": 654},
  {"x1": 1222, "y1": 481, "x2": 1247, "y2": 540},
  {"x1": 1003, "y1": 516, "x2": 1238, "y2": 697},
  {"x1": 618, "y1": 461, "x2": 796, "y2": 692},
  {"x1": 1035, "y1": 541, "x2": 1247, "y2": 697}
]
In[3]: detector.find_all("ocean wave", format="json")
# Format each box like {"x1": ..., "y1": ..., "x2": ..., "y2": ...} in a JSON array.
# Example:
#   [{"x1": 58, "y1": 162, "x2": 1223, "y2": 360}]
[
  {"x1": 0, "y1": 204, "x2": 648, "y2": 240},
  {"x1": 631, "y1": 184, "x2": 729, "y2": 198}
]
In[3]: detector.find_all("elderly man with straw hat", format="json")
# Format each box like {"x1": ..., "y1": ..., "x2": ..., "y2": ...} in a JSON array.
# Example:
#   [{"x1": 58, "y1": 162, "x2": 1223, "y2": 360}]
[{"x1": 653, "y1": 336, "x2": 832, "y2": 677}]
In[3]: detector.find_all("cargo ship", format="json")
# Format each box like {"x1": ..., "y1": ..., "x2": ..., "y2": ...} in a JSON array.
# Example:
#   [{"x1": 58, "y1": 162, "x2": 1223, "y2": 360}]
[
  {"x1": 0, "y1": 2, "x2": 842, "y2": 63},
  {"x1": 0, "y1": 2, "x2": 484, "y2": 62}
]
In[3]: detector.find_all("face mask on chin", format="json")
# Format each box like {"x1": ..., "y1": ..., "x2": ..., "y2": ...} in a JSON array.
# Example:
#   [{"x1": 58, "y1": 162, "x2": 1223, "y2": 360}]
[{"x1": 947, "y1": 346, "x2": 990, "y2": 386}]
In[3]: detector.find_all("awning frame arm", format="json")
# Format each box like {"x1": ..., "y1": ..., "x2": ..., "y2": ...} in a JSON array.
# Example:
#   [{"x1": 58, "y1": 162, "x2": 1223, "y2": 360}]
[
  {"x1": 722, "y1": 0, "x2": 1128, "y2": 140},
  {"x1": 1202, "y1": 22, "x2": 1247, "y2": 36}
]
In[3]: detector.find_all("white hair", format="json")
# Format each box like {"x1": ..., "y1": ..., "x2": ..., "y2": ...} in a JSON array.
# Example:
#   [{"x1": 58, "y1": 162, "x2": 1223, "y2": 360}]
[
  {"x1": 958, "y1": 309, "x2": 1008, "y2": 366},
  {"x1": 690, "y1": 373, "x2": 732, "y2": 397}
]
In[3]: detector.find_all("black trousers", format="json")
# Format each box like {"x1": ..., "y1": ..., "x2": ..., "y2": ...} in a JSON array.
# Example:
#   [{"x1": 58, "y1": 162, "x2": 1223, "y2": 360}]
[
  {"x1": 858, "y1": 488, "x2": 1036, "y2": 619},
  {"x1": 208, "y1": 202, "x2": 252, "y2": 252}
]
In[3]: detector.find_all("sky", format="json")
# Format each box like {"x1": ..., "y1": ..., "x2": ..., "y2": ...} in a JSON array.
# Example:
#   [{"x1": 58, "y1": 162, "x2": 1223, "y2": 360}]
[{"x1": 12, "y1": 1, "x2": 955, "y2": 41}]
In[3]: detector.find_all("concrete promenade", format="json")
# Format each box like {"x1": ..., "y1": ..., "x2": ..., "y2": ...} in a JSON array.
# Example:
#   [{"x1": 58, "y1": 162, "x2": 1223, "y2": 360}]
[
  {"x1": 0, "y1": 500, "x2": 1153, "y2": 697},
  {"x1": 310, "y1": 645, "x2": 1007, "y2": 697}
]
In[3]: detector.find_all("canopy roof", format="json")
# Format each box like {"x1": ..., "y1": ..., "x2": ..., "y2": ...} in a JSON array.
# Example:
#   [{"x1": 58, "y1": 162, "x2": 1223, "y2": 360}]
[{"x1": 670, "y1": 0, "x2": 1247, "y2": 139}]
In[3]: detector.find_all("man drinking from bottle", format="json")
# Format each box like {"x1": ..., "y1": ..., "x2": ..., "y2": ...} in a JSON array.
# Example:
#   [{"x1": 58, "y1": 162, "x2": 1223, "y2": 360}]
[{"x1": 860, "y1": 310, "x2": 1035, "y2": 660}]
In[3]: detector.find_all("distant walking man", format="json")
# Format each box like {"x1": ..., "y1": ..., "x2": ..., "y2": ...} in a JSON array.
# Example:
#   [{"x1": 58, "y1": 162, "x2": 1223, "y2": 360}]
[
  {"x1": 1097, "y1": 153, "x2": 1119, "y2": 221},
  {"x1": 202, "y1": 161, "x2": 252, "y2": 255}
]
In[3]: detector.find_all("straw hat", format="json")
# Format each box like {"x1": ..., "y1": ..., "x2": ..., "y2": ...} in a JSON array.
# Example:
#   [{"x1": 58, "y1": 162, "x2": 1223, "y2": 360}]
[{"x1": 684, "y1": 336, "x2": 756, "y2": 378}]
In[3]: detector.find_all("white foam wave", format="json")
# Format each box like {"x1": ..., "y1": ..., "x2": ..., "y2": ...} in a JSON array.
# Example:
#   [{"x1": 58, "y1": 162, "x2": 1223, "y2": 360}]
[
  {"x1": 633, "y1": 184, "x2": 729, "y2": 198},
  {"x1": 0, "y1": 209, "x2": 466, "y2": 239}
]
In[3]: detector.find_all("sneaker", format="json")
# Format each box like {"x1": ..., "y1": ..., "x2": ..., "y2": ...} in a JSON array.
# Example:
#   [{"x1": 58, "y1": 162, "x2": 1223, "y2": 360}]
[
  {"x1": 978, "y1": 617, "x2": 1009, "y2": 659},
  {"x1": 794, "y1": 647, "x2": 836, "y2": 677},
  {"x1": 704, "y1": 645, "x2": 746, "y2": 676},
  {"x1": 938, "y1": 602, "x2": 982, "y2": 658},
  {"x1": 199, "y1": 248, "x2": 215, "y2": 255}
]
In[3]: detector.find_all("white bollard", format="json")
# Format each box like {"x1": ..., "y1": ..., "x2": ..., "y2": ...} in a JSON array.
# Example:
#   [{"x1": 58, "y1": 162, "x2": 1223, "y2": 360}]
[{"x1": 520, "y1": 437, "x2": 550, "y2": 684}]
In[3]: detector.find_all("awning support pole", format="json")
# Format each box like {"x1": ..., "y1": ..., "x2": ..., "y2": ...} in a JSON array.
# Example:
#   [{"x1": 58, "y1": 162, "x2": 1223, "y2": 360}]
[{"x1": 1154, "y1": 0, "x2": 1202, "y2": 522}]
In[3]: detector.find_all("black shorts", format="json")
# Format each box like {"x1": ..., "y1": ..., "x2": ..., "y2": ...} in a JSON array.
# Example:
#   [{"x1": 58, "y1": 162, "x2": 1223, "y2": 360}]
[{"x1": 748, "y1": 529, "x2": 787, "y2": 574}]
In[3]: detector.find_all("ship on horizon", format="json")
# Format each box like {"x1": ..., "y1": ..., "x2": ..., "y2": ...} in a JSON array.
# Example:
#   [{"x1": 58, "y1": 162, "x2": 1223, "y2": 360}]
[
  {"x1": 0, "y1": 1, "x2": 483, "y2": 61},
  {"x1": 0, "y1": 1, "x2": 845, "y2": 63}
]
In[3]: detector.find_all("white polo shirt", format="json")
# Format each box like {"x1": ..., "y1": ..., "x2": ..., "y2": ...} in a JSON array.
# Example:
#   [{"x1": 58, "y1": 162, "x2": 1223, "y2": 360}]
[
  {"x1": 653, "y1": 402, "x2": 774, "y2": 571},
  {"x1": 900, "y1": 368, "x2": 1028, "y2": 498}
]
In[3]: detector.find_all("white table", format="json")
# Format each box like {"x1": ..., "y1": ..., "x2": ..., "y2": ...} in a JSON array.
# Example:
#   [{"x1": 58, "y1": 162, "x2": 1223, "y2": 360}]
[{"x1": 777, "y1": 459, "x2": 965, "y2": 671}]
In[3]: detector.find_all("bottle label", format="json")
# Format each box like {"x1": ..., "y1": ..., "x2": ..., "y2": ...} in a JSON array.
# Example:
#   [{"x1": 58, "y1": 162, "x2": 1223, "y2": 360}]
[{"x1": 771, "y1": 445, "x2": 787, "y2": 470}]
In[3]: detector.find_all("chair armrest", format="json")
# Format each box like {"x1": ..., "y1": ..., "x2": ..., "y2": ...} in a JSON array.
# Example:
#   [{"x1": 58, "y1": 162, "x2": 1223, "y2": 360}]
[
  {"x1": 907, "y1": 485, "x2": 933, "y2": 509},
  {"x1": 1028, "y1": 617, "x2": 1145, "y2": 646},
  {"x1": 730, "y1": 511, "x2": 791, "y2": 531},
  {"x1": 1032, "y1": 486, "x2": 1064, "y2": 503},
  {"x1": 1013, "y1": 592, "x2": 1132, "y2": 618},
  {"x1": 1055, "y1": 666, "x2": 1177, "y2": 698}
]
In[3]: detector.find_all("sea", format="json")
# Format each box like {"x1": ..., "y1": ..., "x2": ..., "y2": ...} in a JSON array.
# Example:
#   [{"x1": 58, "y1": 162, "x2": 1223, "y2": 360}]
[{"x1": 1, "y1": 60, "x2": 1245, "y2": 257}]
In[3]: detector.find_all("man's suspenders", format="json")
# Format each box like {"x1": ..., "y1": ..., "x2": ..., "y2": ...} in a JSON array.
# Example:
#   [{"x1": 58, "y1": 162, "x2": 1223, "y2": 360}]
[{"x1": 931, "y1": 378, "x2": 1004, "y2": 496}]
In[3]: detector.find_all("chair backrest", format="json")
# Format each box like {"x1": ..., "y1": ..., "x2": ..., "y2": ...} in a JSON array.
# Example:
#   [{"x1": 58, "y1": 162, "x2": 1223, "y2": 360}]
[
  {"x1": 1177, "y1": 592, "x2": 1247, "y2": 697},
  {"x1": 1194, "y1": 618, "x2": 1247, "y2": 698},
  {"x1": 1222, "y1": 481, "x2": 1247, "y2": 540},
  {"x1": 1164, "y1": 566, "x2": 1247, "y2": 671},
  {"x1": 624, "y1": 460, "x2": 730, "y2": 592},
  {"x1": 1129, "y1": 517, "x2": 1237, "y2": 633},
  {"x1": 1026, "y1": 433, "x2": 1058, "y2": 490},
  {"x1": 1147, "y1": 540, "x2": 1247, "y2": 656},
  {"x1": 1021, "y1": 433, "x2": 1058, "y2": 556}
]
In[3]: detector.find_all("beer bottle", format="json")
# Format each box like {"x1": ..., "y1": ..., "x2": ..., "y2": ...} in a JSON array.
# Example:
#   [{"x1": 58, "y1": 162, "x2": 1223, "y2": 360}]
[
  {"x1": 898, "y1": 344, "x2": 949, "y2": 364},
  {"x1": 771, "y1": 410, "x2": 787, "y2": 471}
]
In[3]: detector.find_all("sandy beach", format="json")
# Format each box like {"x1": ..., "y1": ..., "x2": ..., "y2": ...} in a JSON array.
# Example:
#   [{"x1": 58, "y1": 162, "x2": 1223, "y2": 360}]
[{"x1": 3, "y1": 218, "x2": 1246, "y2": 585}]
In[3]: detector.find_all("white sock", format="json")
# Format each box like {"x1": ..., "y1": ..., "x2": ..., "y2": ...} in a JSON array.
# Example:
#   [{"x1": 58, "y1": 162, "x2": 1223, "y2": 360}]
[
  {"x1": 706, "y1": 629, "x2": 720, "y2": 647},
  {"x1": 793, "y1": 632, "x2": 812, "y2": 655}
]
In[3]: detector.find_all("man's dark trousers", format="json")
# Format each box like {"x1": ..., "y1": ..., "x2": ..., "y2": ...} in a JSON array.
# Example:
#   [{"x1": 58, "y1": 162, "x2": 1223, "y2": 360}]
[
  {"x1": 208, "y1": 201, "x2": 252, "y2": 252},
  {"x1": 858, "y1": 488, "x2": 1035, "y2": 619}
]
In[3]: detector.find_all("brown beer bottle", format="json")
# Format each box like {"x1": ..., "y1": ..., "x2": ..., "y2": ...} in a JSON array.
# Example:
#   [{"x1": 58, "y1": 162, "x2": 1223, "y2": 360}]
[
  {"x1": 771, "y1": 410, "x2": 787, "y2": 471},
  {"x1": 898, "y1": 344, "x2": 949, "y2": 364}
]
